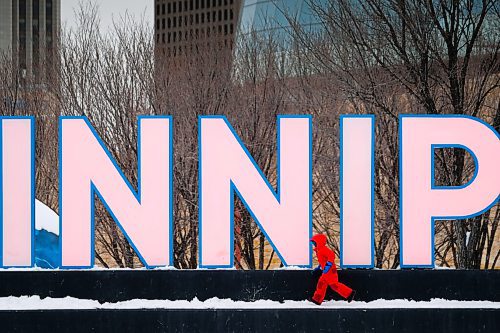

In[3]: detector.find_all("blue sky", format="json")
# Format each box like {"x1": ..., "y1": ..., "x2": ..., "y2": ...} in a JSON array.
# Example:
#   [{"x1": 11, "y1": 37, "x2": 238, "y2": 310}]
[{"x1": 62, "y1": 0, "x2": 153, "y2": 32}]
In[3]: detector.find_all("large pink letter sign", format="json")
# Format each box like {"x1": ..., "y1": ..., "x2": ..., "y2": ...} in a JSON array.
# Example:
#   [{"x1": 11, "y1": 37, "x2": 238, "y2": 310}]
[
  {"x1": 1, "y1": 117, "x2": 34, "y2": 267},
  {"x1": 199, "y1": 116, "x2": 312, "y2": 268},
  {"x1": 60, "y1": 116, "x2": 173, "y2": 268},
  {"x1": 340, "y1": 115, "x2": 375, "y2": 268},
  {"x1": 400, "y1": 115, "x2": 500, "y2": 267}
]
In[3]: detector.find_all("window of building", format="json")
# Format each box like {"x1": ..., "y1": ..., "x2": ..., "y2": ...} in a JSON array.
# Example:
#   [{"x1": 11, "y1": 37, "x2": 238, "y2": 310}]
[
  {"x1": 46, "y1": 0, "x2": 53, "y2": 50},
  {"x1": 32, "y1": 0, "x2": 40, "y2": 69}
]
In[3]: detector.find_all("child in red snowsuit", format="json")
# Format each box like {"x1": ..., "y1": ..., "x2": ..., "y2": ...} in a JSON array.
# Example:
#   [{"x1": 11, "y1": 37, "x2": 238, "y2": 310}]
[{"x1": 310, "y1": 234, "x2": 355, "y2": 305}]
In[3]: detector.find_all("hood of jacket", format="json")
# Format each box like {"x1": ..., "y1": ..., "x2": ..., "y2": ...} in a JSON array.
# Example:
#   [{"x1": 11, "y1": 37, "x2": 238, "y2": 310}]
[{"x1": 311, "y1": 234, "x2": 327, "y2": 249}]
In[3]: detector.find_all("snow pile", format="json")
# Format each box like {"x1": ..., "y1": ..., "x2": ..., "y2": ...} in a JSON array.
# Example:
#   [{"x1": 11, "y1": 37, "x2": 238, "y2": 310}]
[
  {"x1": 35, "y1": 200, "x2": 59, "y2": 236},
  {"x1": 34, "y1": 200, "x2": 60, "y2": 268},
  {"x1": 0, "y1": 296, "x2": 498, "y2": 310}
]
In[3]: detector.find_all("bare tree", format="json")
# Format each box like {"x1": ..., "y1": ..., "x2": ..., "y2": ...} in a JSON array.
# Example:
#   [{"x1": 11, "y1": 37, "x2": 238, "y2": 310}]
[{"x1": 290, "y1": 0, "x2": 499, "y2": 268}]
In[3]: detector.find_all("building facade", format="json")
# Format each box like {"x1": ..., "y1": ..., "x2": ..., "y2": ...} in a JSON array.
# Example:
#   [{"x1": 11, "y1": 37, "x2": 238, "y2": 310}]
[
  {"x1": 155, "y1": 0, "x2": 242, "y2": 57},
  {"x1": 239, "y1": 0, "x2": 324, "y2": 41},
  {"x1": 0, "y1": 0, "x2": 61, "y2": 81}
]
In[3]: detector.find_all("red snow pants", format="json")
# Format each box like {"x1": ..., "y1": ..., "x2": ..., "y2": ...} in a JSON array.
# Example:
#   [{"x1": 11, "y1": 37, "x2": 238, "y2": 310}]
[{"x1": 312, "y1": 271, "x2": 352, "y2": 304}]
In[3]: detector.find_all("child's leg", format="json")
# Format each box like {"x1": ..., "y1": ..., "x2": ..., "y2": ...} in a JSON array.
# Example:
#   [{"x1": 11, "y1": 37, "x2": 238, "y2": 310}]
[
  {"x1": 330, "y1": 281, "x2": 353, "y2": 299},
  {"x1": 312, "y1": 275, "x2": 329, "y2": 304},
  {"x1": 327, "y1": 273, "x2": 353, "y2": 299}
]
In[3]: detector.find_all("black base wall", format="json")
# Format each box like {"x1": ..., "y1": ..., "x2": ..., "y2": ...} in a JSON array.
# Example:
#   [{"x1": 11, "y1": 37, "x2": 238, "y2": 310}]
[
  {"x1": 1, "y1": 308, "x2": 498, "y2": 333},
  {"x1": 0, "y1": 270, "x2": 498, "y2": 302}
]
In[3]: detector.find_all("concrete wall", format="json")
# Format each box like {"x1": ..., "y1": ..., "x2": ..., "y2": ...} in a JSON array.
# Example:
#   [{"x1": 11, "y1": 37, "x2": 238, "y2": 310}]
[
  {"x1": 0, "y1": 270, "x2": 497, "y2": 302},
  {"x1": 1, "y1": 308, "x2": 498, "y2": 332},
  {"x1": 0, "y1": 270, "x2": 497, "y2": 332}
]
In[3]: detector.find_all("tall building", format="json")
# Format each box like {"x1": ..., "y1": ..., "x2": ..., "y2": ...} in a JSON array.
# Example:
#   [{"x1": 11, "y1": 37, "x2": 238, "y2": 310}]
[
  {"x1": 0, "y1": 0, "x2": 61, "y2": 81},
  {"x1": 236, "y1": 0, "x2": 325, "y2": 76},
  {"x1": 155, "y1": 0, "x2": 242, "y2": 57},
  {"x1": 239, "y1": 0, "x2": 323, "y2": 42}
]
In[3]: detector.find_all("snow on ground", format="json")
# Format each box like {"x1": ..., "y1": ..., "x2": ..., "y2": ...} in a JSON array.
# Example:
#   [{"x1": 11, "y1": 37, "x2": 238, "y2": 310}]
[
  {"x1": 35, "y1": 200, "x2": 59, "y2": 236},
  {"x1": 0, "y1": 296, "x2": 498, "y2": 310}
]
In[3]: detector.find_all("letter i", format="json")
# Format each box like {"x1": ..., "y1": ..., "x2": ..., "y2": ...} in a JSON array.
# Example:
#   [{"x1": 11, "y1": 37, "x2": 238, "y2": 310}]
[{"x1": 0, "y1": 117, "x2": 35, "y2": 268}]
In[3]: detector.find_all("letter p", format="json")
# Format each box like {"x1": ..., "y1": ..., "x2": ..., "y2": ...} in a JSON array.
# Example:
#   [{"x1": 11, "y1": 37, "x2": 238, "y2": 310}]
[{"x1": 400, "y1": 115, "x2": 500, "y2": 267}]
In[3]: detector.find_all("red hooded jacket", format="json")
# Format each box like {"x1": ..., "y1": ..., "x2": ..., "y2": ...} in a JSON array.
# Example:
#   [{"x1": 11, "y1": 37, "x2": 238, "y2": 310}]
[
  {"x1": 310, "y1": 234, "x2": 353, "y2": 303},
  {"x1": 311, "y1": 234, "x2": 337, "y2": 274}
]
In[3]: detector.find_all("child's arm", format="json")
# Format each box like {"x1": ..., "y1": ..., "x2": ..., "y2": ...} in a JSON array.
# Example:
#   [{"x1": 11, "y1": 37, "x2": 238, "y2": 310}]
[
  {"x1": 322, "y1": 248, "x2": 337, "y2": 273},
  {"x1": 322, "y1": 261, "x2": 333, "y2": 273}
]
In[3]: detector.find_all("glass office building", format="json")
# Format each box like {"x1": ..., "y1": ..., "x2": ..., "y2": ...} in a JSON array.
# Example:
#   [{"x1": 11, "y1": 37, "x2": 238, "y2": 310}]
[
  {"x1": 235, "y1": 0, "x2": 327, "y2": 77},
  {"x1": 238, "y1": 0, "x2": 325, "y2": 42}
]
